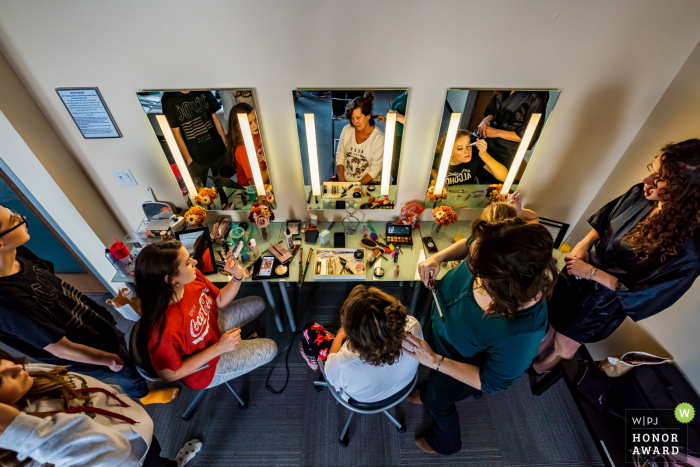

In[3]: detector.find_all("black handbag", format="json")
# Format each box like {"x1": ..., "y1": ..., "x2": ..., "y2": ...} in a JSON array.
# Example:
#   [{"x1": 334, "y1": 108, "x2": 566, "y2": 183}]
[{"x1": 574, "y1": 360, "x2": 614, "y2": 411}]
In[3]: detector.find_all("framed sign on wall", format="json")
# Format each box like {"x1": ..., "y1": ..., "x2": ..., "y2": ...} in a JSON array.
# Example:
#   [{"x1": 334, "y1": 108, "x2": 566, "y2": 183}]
[{"x1": 55, "y1": 87, "x2": 122, "y2": 139}]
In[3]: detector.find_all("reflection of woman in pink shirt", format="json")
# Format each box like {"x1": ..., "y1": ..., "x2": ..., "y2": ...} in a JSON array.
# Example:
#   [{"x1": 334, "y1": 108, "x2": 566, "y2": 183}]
[{"x1": 224, "y1": 103, "x2": 269, "y2": 187}]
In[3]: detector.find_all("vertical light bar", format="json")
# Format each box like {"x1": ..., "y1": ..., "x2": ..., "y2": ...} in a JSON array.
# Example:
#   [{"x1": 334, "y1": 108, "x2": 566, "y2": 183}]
[
  {"x1": 380, "y1": 112, "x2": 397, "y2": 195},
  {"x1": 304, "y1": 113, "x2": 321, "y2": 196},
  {"x1": 238, "y1": 113, "x2": 266, "y2": 196},
  {"x1": 434, "y1": 113, "x2": 461, "y2": 195},
  {"x1": 500, "y1": 113, "x2": 542, "y2": 195},
  {"x1": 156, "y1": 114, "x2": 197, "y2": 202}
]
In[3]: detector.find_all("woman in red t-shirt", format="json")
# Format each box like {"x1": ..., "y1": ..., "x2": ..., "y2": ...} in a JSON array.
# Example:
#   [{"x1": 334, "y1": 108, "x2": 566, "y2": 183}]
[
  {"x1": 223, "y1": 103, "x2": 270, "y2": 187},
  {"x1": 134, "y1": 241, "x2": 277, "y2": 390}
]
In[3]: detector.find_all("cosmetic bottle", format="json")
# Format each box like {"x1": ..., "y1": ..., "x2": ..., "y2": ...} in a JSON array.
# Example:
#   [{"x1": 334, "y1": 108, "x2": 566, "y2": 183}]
[
  {"x1": 285, "y1": 227, "x2": 293, "y2": 250},
  {"x1": 249, "y1": 239, "x2": 260, "y2": 257}
]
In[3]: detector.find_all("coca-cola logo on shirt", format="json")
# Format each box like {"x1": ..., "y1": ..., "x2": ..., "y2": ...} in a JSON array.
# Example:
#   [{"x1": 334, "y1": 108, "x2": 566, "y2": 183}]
[{"x1": 190, "y1": 288, "x2": 214, "y2": 345}]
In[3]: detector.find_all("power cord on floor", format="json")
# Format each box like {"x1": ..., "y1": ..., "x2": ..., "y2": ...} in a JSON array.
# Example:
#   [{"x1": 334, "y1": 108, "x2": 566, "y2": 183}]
[{"x1": 265, "y1": 284, "x2": 313, "y2": 395}]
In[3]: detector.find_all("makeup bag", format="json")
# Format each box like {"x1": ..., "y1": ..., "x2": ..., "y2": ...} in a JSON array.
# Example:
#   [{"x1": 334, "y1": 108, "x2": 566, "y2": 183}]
[
  {"x1": 211, "y1": 216, "x2": 232, "y2": 243},
  {"x1": 599, "y1": 351, "x2": 673, "y2": 377}
]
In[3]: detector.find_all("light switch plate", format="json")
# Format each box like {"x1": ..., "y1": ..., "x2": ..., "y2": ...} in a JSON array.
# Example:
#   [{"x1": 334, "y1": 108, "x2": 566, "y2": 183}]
[{"x1": 112, "y1": 169, "x2": 137, "y2": 186}]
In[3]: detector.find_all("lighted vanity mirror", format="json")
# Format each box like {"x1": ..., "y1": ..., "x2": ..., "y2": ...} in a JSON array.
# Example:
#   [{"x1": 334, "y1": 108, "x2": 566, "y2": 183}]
[
  {"x1": 137, "y1": 89, "x2": 275, "y2": 211},
  {"x1": 426, "y1": 89, "x2": 559, "y2": 209},
  {"x1": 292, "y1": 89, "x2": 408, "y2": 210}
]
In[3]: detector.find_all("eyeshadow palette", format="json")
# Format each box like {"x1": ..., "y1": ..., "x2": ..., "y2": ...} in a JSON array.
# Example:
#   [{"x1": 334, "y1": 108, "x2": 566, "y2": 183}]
[{"x1": 385, "y1": 223, "x2": 413, "y2": 248}]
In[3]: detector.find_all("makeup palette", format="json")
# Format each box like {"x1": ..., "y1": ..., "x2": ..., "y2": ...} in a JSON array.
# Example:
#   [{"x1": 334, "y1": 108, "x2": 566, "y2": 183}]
[{"x1": 385, "y1": 223, "x2": 413, "y2": 248}]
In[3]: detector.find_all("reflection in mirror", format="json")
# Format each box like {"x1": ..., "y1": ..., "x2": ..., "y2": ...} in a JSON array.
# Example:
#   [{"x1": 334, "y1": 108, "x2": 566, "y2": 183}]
[
  {"x1": 137, "y1": 89, "x2": 275, "y2": 211},
  {"x1": 426, "y1": 89, "x2": 559, "y2": 209},
  {"x1": 292, "y1": 89, "x2": 408, "y2": 210},
  {"x1": 175, "y1": 227, "x2": 216, "y2": 275}
]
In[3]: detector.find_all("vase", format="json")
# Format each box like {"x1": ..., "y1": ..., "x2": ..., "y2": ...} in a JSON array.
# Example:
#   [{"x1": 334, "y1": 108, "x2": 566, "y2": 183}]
[
  {"x1": 431, "y1": 223, "x2": 446, "y2": 239},
  {"x1": 257, "y1": 224, "x2": 269, "y2": 241}
]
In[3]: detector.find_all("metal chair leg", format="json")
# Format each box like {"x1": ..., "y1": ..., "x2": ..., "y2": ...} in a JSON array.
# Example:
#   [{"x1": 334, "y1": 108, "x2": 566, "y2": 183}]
[
  {"x1": 339, "y1": 411, "x2": 354, "y2": 447},
  {"x1": 225, "y1": 381, "x2": 248, "y2": 409},
  {"x1": 181, "y1": 389, "x2": 207, "y2": 421},
  {"x1": 383, "y1": 410, "x2": 406, "y2": 432}
]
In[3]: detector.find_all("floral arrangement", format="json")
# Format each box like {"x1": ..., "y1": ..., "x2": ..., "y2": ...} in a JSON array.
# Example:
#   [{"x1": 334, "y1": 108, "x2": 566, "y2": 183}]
[
  {"x1": 426, "y1": 180, "x2": 447, "y2": 202},
  {"x1": 257, "y1": 184, "x2": 275, "y2": 207},
  {"x1": 432, "y1": 205, "x2": 458, "y2": 227},
  {"x1": 195, "y1": 187, "x2": 218, "y2": 207},
  {"x1": 486, "y1": 184, "x2": 505, "y2": 203},
  {"x1": 248, "y1": 202, "x2": 275, "y2": 230},
  {"x1": 398, "y1": 203, "x2": 425, "y2": 228},
  {"x1": 184, "y1": 206, "x2": 207, "y2": 228}
]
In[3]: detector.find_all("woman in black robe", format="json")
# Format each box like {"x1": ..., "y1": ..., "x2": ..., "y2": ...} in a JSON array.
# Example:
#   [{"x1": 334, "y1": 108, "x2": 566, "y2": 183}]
[
  {"x1": 477, "y1": 91, "x2": 549, "y2": 170},
  {"x1": 534, "y1": 139, "x2": 700, "y2": 373}
]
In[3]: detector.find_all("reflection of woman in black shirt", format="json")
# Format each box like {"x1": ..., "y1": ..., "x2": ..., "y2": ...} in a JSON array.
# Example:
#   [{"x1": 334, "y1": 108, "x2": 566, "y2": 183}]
[
  {"x1": 477, "y1": 91, "x2": 549, "y2": 169},
  {"x1": 534, "y1": 139, "x2": 700, "y2": 373},
  {"x1": 430, "y1": 130, "x2": 507, "y2": 186}
]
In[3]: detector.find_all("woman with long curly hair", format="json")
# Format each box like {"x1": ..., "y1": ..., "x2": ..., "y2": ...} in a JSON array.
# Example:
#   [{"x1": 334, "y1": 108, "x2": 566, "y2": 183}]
[
  {"x1": 299, "y1": 285, "x2": 421, "y2": 403},
  {"x1": 534, "y1": 139, "x2": 700, "y2": 373},
  {"x1": 0, "y1": 350, "x2": 200, "y2": 467}
]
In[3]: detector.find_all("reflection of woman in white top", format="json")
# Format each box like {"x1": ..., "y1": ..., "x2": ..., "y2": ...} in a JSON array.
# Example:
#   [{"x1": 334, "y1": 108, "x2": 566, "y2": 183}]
[
  {"x1": 299, "y1": 285, "x2": 421, "y2": 403},
  {"x1": 336, "y1": 92, "x2": 385, "y2": 184}
]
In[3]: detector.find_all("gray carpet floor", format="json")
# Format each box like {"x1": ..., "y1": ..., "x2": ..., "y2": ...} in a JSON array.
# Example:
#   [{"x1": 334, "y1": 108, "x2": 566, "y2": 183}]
[{"x1": 74, "y1": 282, "x2": 605, "y2": 467}]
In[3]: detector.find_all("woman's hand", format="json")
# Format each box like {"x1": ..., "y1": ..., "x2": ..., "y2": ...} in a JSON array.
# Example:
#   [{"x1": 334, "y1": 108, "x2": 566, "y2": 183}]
[
  {"x1": 376, "y1": 110, "x2": 397, "y2": 124},
  {"x1": 565, "y1": 255, "x2": 593, "y2": 279},
  {"x1": 477, "y1": 117, "x2": 492, "y2": 136},
  {"x1": 474, "y1": 138, "x2": 489, "y2": 157},
  {"x1": 482, "y1": 127, "x2": 501, "y2": 138},
  {"x1": 105, "y1": 354, "x2": 124, "y2": 372},
  {"x1": 570, "y1": 242, "x2": 590, "y2": 263},
  {"x1": 402, "y1": 332, "x2": 440, "y2": 369},
  {"x1": 224, "y1": 253, "x2": 245, "y2": 279},
  {"x1": 418, "y1": 256, "x2": 441, "y2": 288},
  {"x1": 217, "y1": 328, "x2": 242, "y2": 354},
  {"x1": 507, "y1": 192, "x2": 523, "y2": 211}
]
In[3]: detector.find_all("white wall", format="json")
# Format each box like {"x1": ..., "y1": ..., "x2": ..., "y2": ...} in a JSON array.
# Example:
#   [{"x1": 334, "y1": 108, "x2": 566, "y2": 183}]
[
  {"x1": 0, "y1": 1, "x2": 699, "y2": 283},
  {"x1": 0, "y1": 110, "x2": 118, "y2": 293},
  {"x1": 574, "y1": 39, "x2": 700, "y2": 391}
]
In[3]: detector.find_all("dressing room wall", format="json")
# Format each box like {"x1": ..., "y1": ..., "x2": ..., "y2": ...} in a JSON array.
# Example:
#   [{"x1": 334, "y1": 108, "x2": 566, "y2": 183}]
[
  {"x1": 571, "y1": 39, "x2": 700, "y2": 391},
  {"x1": 0, "y1": 1, "x2": 700, "y2": 281}
]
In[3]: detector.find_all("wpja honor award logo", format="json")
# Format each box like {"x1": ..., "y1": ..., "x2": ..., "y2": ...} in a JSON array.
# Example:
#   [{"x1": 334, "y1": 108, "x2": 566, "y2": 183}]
[{"x1": 627, "y1": 403, "x2": 694, "y2": 461}]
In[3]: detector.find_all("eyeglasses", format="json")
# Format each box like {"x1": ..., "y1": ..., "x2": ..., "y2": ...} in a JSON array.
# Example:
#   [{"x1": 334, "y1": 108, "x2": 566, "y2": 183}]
[
  {"x1": 647, "y1": 163, "x2": 655, "y2": 173},
  {"x1": 0, "y1": 208, "x2": 28, "y2": 238}
]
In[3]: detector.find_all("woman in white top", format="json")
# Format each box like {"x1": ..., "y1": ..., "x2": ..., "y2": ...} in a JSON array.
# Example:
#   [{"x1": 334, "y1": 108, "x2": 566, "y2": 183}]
[
  {"x1": 336, "y1": 92, "x2": 385, "y2": 184},
  {"x1": 0, "y1": 351, "x2": 200, "y2": 467},
  {"x1": 299, "y1": 285, "x2": 421, "y2": 403}
]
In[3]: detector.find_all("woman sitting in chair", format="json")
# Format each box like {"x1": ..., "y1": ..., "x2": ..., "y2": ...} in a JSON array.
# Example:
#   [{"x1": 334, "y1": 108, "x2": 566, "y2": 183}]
[
  {"x1": 300, "y1": 285, "x2": 421, "y2": 403},
  {"x1": 134, "y1": 241, "x2": 277, "y2": 391}
]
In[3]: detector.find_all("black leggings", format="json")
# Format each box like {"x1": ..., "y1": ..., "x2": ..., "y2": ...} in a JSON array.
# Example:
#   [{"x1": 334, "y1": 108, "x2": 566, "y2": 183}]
[{"x1": 143, "y1": 437, "x2": 177, "y2": 467}]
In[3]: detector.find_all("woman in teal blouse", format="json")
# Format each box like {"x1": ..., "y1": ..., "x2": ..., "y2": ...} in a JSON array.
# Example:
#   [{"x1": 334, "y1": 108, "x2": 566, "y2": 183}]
[{"x1": 403, "y1": 218, "x2": 557, "y2": 455}]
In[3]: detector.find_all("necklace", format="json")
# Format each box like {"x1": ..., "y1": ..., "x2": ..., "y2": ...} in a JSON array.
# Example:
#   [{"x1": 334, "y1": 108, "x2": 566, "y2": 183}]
[{"x1": 473, "y1": 277, "x2": 489, "y2": 296}]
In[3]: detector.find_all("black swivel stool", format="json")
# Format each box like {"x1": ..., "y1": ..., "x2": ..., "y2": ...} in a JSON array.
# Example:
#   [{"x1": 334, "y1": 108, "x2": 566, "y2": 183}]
[
  {"x1": 129, "y1": 321, "x2": 248, "y2": 421},
  {"x1": 314, "y1": 359, "x2": 417, "y2": 447}
]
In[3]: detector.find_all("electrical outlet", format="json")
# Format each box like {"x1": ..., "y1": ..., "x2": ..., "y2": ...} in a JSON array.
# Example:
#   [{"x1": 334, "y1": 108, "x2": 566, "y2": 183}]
[{"x1": 112, "y1": 169, "x2": 137, "y2": 186}]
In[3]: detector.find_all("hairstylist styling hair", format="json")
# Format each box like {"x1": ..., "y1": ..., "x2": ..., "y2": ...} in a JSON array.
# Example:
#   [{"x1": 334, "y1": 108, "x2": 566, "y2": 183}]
[
  {"x1": 336, "y1": 92, "x2": 385, "y2": 184},
  {"x1": 0, "y1": 205, "x2": 153, "y2": 400},
  {"x1": 223, "y1": 102, "x2": 270, "y2": 186},
  {"x1": 404, "y1": 219, "x2": 557, "y2": 455},
  {"x1": 535, "y1": 139, "x2": 700, "y2": 373},
  {"x1": 0, "y1": 351, "x2": 200, "y2": 467},
  {"x1": 135, "y1": 242, "x2": 277, "y2": 391}
]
